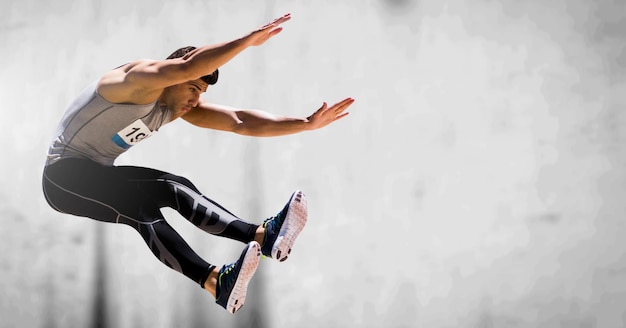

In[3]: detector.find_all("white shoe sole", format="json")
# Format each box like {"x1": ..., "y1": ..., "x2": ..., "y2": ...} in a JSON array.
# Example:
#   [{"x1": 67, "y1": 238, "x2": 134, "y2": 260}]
[
  {"x1": 271, "y1": 191, "x2": 308, "y2": 262},
  {"x1": 226, "y1": 241, "x2": 261, "y2": 314}
]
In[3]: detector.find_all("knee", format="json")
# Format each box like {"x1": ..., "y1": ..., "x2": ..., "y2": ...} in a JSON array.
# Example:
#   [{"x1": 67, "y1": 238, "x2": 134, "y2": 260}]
[{"x1": 164, "y1": 174, "x2": 200, "y2": 193}]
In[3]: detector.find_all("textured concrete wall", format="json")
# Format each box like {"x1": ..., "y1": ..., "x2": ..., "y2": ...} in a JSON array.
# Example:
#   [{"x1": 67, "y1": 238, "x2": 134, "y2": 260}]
[{"x1": 1, "y1": 0, "x2": 625, "y2": 327}]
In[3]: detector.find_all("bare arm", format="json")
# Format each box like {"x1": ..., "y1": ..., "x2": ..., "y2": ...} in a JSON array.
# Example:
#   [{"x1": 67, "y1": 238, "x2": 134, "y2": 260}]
[
  {"x1": 97, "y1": 14, "x2": 292, "y2": 104},
  {"x1": 181, "y1": 98, "x2": 355, "y2": 137}
]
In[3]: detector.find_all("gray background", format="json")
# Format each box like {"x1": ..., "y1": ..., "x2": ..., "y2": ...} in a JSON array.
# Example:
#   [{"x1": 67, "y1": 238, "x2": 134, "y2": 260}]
[{"x1": 1, "y1": 0, "x2": 625, "y2": 327}]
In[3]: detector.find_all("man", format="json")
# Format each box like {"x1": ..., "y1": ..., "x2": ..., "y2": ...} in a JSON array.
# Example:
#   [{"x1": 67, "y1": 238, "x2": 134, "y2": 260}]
[{"x1": 41, "y1": 13, "x2": 354, "y2": 314}]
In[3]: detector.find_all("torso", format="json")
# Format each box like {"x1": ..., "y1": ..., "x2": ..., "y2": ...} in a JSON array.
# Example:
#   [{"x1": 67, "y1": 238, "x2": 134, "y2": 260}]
[{"x1": 46, "y1": 80, "x2": 172, "y2": 166}]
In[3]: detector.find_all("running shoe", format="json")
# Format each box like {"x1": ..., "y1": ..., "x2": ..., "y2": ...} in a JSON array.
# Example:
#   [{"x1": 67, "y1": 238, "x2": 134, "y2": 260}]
[
  {"x1": 261, "y1": 190, "x2": 308, "y2": 262},
  {"x1": 215, "y1": 241, "x2": 261, "y2": 314}
]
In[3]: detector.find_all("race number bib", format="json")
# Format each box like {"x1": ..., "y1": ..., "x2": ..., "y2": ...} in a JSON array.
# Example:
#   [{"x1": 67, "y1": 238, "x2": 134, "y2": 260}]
[{"x1": 112, "y1": 119, "x2": 154, "y2": 149}]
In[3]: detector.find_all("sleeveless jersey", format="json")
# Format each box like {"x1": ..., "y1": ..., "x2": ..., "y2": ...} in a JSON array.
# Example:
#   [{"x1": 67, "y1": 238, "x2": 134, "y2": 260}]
[{"x1": 46, "y1": 80, "x2": 172, "y2": 166}]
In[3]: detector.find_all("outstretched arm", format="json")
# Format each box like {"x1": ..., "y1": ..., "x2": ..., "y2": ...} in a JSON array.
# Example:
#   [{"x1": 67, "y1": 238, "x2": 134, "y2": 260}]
[
  {"x1": 97, "y1": 13, "x2": 292, "y2": 104},
  {"x1": 181, "y1": 98, "x2": 355, "y2": 137}
]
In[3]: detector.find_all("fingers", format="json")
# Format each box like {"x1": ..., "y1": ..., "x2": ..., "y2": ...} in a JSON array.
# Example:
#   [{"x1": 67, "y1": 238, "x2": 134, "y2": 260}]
[
  {"x1": 315, "y1": 98, "x2": 354, "y2": 116},
  {"x1": 316, "y1": 98, "x2": 354, "y2": 119},
  {"x1": 333, "y1": 112, "x2": 350, "y2": 122},
  {"x1": 250, "y1": 13, "x2": 290, "y2": 46},
  {"x1": 328, "y1": 97, "x2": 355, "y2": 115},
  {"x1": 271, "y1": 13, "x2": 291, "y2": 25},
  {"x1": 307, "y1": 98, "x2": 353, "y2": 129},
  {"x1": 268, "y1": 26, "x2": 284, "y2": 38},
  {"x1": 262, "y1": 13, "x2": 291, "y2": 30}
]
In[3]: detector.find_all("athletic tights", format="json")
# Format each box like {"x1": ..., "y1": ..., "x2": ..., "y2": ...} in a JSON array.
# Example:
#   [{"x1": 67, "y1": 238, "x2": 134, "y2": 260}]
[{"x1": 42, "y1": 158, "x2": 258, "y2": 288}]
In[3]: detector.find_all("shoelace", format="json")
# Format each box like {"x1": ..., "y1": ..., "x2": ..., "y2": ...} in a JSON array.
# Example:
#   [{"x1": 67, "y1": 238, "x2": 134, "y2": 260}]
[
  {"x1": 223, "y1": 263, "x2": 235, "y2": 275},
  {"x1": 219, "y1": 263, "x2": 237, "y2": 292},
  {"x1": 265, "y1": 212, "x2": 284, "y2": 230}
]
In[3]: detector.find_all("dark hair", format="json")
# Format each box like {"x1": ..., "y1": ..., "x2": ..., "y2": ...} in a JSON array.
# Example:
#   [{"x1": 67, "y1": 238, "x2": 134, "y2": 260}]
[{"x1": 166, "y1": 46, "x2": 219, "y2": 85}]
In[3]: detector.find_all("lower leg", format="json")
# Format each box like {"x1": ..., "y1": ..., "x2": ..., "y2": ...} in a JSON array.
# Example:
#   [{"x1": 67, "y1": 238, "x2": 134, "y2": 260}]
[
  {"x1": 126, "y1": 218, "x2": 217, "y2": 287},
  {"x1": 163, "y1": 179, "x2": 259, "y2": 243}
]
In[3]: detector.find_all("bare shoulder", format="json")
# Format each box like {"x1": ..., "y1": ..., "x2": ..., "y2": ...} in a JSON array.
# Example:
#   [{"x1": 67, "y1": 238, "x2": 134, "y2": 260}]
[{"x1": 97, "y1": 59, "x2": 163, "y2": 105}]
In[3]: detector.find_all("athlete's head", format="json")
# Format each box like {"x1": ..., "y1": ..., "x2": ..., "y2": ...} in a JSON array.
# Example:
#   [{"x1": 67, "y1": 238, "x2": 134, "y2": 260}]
[
  {"x1": 166, "y1": 46, "x2": 219, "y2": 85},
  {"x1": 160, "y1": 46, "x2": 219, "y2": 115}
]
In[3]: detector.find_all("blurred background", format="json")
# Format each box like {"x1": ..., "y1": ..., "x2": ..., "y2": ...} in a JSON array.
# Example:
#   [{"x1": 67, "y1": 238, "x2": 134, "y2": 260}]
[{"x1": 1, "y1": 0, "x2": 625, "y2": 327}]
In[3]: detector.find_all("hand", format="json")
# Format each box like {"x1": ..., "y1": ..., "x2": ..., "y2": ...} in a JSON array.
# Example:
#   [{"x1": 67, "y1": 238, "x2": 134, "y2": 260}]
[
  {"x1": 306, "y1": 98, "x2": 355, "y2": 130},
  {"x1": 245, "y1": 13, "x2": 292, "y2": 47}
]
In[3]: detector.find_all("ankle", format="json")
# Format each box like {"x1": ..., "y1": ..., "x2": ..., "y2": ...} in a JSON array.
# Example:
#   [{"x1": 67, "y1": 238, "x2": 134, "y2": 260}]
[
  {"x1": 254, "y1": 225, "x2": 265, "y2": 245},
  {"x1": 203, "y1": 267, "x2": 219, "y2": 298}
]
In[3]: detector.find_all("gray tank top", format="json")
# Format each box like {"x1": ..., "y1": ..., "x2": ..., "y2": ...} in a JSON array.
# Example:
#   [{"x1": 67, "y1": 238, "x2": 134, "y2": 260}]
[{"x1": 46, "y1": 80, "x2": 172, "y2": 166}]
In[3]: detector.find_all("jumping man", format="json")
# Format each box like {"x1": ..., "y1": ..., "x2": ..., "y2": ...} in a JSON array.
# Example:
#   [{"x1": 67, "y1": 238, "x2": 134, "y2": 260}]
[{"x1": 41, "y1": 13, "x2": 354, "y2": 314}]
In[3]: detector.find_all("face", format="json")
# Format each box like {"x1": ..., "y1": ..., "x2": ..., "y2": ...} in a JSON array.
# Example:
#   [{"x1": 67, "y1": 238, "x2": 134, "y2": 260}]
[{"x1": 161, "y1": 79, "x2": 208, "y2": 115}]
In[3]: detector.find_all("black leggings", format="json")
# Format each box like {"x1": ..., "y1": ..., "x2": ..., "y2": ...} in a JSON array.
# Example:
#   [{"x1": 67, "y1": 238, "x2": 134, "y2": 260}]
[{"x1": 42, "y1": 158, "x2": 258, "y2": 287}]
